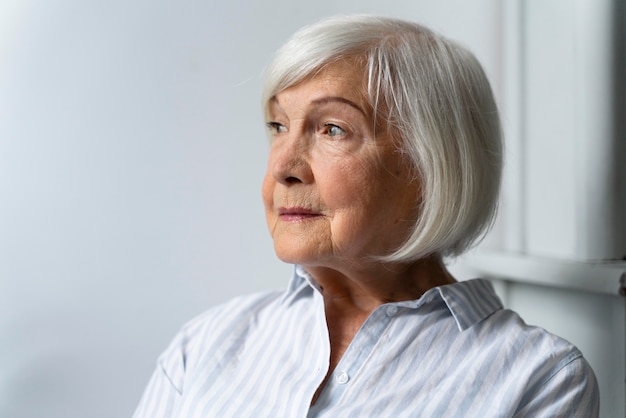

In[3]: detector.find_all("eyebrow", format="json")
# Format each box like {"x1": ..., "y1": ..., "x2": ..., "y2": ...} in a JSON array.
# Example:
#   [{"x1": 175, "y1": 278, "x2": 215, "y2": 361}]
[
  {"x1": 310, "y1": 96, "x2": 367, "y2": 116},
  {"x1": 269, "y1": 95, "x2": 367, "y2": 117}
]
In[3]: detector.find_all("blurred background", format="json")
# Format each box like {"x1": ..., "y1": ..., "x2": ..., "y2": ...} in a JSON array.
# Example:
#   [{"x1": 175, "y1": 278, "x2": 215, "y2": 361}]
[{"x1": 1, "y1": 0, "x2": 624, "y2": 416}]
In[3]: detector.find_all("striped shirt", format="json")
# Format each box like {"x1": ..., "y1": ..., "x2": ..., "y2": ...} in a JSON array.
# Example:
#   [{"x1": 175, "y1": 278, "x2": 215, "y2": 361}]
[{"x1": 134, "y1": 265, "x2": 599, "y2": 417}]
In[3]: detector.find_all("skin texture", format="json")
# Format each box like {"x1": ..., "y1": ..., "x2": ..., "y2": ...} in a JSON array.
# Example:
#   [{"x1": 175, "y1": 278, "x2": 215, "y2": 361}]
[
  {"x1": 263, "y1": 62, "x2": 417, "y2": 271},
  {"x1": 262, "y1": 60, "x2": 456, "y2": 403}
]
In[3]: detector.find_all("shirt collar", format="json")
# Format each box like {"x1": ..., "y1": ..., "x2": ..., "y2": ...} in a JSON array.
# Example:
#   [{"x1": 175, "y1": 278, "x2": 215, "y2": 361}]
[
  {"x1": 280, "y1": 265, "x2": 320, "y2": 306},
  {"x1": 434, "y1": 279, "x2": 503, "y2": 331},
  {"x1": 281, "y1": 265, "x2": 503, "y2": 331}
]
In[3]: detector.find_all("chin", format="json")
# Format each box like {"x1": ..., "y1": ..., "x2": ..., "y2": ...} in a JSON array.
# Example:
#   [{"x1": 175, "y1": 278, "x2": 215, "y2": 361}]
[
  {"x1": 274, "y1": 250, "x2": 306, "y2": 265},
  {"x1": 273, "y1": 244, "x2": 319, "y2": 266}
]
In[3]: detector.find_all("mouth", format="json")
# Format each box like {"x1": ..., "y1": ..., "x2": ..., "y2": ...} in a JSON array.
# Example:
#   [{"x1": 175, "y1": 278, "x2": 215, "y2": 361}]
[{"x1": 277, "y1": 207, "x2": 322, "y2": 222}]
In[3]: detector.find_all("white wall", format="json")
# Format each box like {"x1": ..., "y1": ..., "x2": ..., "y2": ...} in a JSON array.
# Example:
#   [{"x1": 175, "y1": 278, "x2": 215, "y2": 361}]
[{"x1": 0, "y1": 1, "x2": 502, "y2": 416}]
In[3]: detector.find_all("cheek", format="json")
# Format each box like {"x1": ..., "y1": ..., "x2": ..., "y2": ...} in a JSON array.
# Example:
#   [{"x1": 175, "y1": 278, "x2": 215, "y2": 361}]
[
  {"x1": 315, "y1": 154, "x2": 375, "y2": 206},
  {"x1": 319, "y1": 177, "x2": 364, "y2": 218}
]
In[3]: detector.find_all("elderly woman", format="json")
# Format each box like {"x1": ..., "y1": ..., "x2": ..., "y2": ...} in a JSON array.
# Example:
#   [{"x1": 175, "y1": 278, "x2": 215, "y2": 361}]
[{"x1": 134, "y1": 15, "x2": 599, "y2": 417}]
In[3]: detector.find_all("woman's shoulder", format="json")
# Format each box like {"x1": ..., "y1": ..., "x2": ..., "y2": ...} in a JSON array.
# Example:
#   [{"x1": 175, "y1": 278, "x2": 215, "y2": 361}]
[
  {"x1": 178, "y1": 289, "x2": 284, "y2": 345},
  {"x1": 446, "y1": 280, "x2": 593, "y2": 381},
  {"x1": 486, "y1": 306, "x2": 579, "y2": 353},
  {"x1": 185, "y1": 290, "x2": 284, "y2": 330},
  {"x1": 446, "y1": 279, "x2": 581, "y2": 358},
  {"x1": 481, "y1": 306, "x2": 596, "y2": 389},
  {"x1": 461, "y1": 298, "x2": 599, "y2": 414},
  {"x1": 154, "y1": 290, "x2": 286, "y2": 383},
  {"x1": 489, "y1": 309, "x2": 599, "y2": 414}
]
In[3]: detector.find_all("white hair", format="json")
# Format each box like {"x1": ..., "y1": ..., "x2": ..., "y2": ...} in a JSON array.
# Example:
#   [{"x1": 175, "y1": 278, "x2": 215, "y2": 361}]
[{"x1": 262, "y1": 15, "x2": 503, "y2": 261}]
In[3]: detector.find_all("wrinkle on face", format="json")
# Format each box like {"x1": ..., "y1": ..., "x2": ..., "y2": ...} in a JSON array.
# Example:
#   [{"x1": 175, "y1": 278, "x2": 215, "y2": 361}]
[{"x1": 262, "y1": 60, "x2": 421, "y2": 270}]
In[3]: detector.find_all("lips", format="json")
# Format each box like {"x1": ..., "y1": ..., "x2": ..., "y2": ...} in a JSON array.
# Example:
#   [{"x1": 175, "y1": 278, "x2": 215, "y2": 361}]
[{"x1": 277, "y1": 207, "x2": 322, "y2": 222}]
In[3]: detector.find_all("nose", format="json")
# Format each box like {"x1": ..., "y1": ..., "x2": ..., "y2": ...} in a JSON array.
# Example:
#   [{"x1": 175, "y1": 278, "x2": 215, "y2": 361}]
[{"x1": 269, "y1": 135, "x2": 314, "y2": 185}]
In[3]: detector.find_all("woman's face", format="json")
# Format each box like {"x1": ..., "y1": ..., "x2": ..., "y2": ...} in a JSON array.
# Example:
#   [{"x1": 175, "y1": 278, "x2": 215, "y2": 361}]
[{"x1": 262, "y1": 60, "x2": 420, "y2": 270}]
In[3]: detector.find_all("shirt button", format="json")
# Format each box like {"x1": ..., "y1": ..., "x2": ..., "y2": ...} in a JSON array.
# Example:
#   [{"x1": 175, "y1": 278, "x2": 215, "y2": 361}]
[
  {"x1": 336, "y1": 371, "x2": 350, "y2": 384},
  {"x1": 386, "y1": 305, "x2": 398, "y2": 317}
]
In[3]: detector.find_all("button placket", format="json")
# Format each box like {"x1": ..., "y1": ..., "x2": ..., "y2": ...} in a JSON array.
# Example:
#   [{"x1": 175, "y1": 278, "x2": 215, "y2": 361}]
[{"x1": 311, "y1": 304, "x2": 398, "y2": 410}]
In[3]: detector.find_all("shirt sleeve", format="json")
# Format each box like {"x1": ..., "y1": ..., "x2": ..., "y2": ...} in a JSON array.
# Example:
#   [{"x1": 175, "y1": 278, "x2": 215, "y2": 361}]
[
  {"x1": 132, "y1": 362, "x2": 182, "y2": 418},
  {"x1": 132, "y1": 327, "x2": 190, "y2": 418},
  {"x1": 514, "y1": 355, "x2": 600, "y2": 417},
  {"x1": 131, "y1": 291, "x2": 282, "y2": 417}
]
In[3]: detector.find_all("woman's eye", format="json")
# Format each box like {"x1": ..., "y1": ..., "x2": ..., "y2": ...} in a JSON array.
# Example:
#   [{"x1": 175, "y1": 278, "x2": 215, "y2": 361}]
[
  {"x1": 266, "y1": 121, "x2": 287, "y2": 134},
  {"x1": 324, "y1": 124, "x2": 346, "y2": 137}
]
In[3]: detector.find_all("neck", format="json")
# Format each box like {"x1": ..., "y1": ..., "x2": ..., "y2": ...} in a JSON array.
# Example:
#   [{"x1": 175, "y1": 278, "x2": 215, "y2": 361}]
[{"x1": 303, "y1": 255, "x2": 456, "y2": 314}]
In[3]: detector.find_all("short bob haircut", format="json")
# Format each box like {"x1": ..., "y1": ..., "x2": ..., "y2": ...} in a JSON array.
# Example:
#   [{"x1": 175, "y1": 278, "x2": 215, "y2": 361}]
[{"x1": 262, "y1": 15, "x2": 502, "y2": 262}]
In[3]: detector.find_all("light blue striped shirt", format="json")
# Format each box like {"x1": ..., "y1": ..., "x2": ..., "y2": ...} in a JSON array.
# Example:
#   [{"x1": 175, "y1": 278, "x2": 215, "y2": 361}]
[{"x1": 134, "y1": 265, "x2": 599, "y2": 417}]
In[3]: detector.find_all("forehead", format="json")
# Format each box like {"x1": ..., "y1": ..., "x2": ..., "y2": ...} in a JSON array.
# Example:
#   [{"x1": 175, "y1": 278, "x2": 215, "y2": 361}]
[{"x1": 270, "y1": 59, "x2": 370, "y2": 112}]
